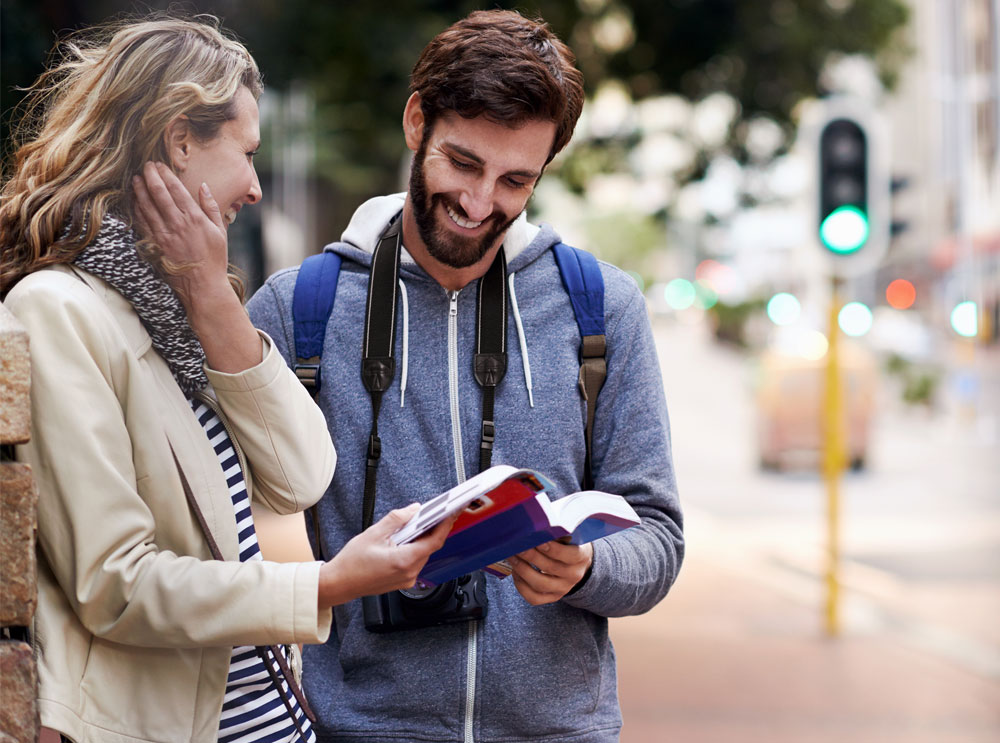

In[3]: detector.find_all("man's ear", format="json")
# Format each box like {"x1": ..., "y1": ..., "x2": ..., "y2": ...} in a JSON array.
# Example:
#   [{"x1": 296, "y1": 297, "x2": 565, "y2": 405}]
[
  {"x1": 162, "y1": 116, "x2": 192, "y2": 172},
  {"x1": 402, "y1": 93, "x2": 425, "y2": 153}
]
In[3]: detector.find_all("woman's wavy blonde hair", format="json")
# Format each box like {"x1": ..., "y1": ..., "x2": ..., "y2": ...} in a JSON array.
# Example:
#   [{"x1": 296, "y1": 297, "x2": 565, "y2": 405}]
[{"x1": 0, "y1": 16, "x2": 262, "y2": 297}]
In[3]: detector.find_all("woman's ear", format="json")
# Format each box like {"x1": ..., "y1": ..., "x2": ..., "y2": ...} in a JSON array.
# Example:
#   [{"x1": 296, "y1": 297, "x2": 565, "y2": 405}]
[
  {"x1": 162, "y1": 116, "x2": 192, "y2": 172},
  {"x1": 402, "y1": 93, "x2": 425, "y2": 153}
]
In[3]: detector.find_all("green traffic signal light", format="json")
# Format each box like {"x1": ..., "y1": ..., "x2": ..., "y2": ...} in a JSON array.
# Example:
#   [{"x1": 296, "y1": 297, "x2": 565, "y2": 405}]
[{"x1": 819, "y1": 205, "x2": 869, "y2": 254}]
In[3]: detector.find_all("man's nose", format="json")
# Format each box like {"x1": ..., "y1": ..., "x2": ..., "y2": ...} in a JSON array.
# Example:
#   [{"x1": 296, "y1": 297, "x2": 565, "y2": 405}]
[{"x1": 458, "y1": 181, "x2": 494, "y2": 222}]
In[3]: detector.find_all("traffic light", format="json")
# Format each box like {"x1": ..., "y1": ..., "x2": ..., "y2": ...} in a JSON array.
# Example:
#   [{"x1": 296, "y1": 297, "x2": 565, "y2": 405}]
[
  {"x1": 819, "y1": 118, "x2": 869, "y2": 255},
  {"x1": 807, "y1": 97, "x2": 888, "y2": 276}
]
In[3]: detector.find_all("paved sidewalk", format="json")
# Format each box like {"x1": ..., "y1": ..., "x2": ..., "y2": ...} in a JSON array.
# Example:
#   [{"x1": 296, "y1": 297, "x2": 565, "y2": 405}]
[{"x1": 610, "y1": 534, "x2": 1000, "y2": 743}]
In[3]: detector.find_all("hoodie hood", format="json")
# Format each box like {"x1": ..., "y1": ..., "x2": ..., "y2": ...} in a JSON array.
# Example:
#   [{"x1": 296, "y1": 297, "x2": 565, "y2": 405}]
[
  {"x1": 325, "y1": 193, "x2": 566, "y2": 411},
  {"x1": 331, "y1": 193, "x2": 562, "y2": 277}
]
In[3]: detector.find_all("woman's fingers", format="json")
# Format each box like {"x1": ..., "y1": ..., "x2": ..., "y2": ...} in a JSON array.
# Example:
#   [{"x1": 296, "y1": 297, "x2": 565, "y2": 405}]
[
  {"x1": 152, "y1": 162, "x2": 203, "y2": 221},
  {"x1": 131, "y1": 174, "x2": 167, "y2": 237},
  {"x1": 139, "y1": 161, "x2": 183, "y2": 228},
  {"x1": 197, "y1": 182, "x2": 226, "y2": 231}
]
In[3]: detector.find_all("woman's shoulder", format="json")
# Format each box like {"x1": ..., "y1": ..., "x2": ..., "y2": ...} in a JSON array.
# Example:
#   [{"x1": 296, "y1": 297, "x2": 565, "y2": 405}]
[
  {"x1": 6, "y1": 263, "x2": 103, "y2": 306},
  {"x1": 4, "y1": 264, "x2": 146, "y2": 350}
]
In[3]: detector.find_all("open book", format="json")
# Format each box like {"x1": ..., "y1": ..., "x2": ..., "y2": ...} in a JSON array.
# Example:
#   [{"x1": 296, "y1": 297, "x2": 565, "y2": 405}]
[{"x1": 392, "y1": 465, "x2": 640, "y2": 587}]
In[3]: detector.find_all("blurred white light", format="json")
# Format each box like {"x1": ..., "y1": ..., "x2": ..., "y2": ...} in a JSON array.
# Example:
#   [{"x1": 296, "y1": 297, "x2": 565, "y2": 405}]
[
  {"x1": 588, "y1": 81, "x2": 634, "y2": 138},
  {"x1": 745, "y1": 116, "x2": 784, "y2": 161},
  {"x1": 767, "y1": 292, "x2": 801, "y2": 326},
  {"x1": 664, "y1": 278, "x2": 696, "y2": 310},
  {"x1": 691, "y1": 93, "x2": 740, "y2": 149},
  {"x1": 951, "y1": 301, "x2": 978, "y2": 338},
  {"x1": 800, "y1": 330, "x2": 830, "y2": 361},
  {"x1": 838, "y1": 301, "x2": 873, "y2": 337}
]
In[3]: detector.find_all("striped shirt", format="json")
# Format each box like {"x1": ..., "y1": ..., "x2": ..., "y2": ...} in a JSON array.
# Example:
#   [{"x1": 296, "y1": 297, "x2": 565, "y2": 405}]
[{"x1": 189, "y1": 398, "x2": 315, "y2": 743}]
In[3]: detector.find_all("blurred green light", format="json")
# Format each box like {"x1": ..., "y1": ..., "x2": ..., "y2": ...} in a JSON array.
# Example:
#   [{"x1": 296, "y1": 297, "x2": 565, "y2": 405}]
[
  {"x1": 766, "y1": 292, "x2": 800, "y2": 326},
  {"x1": 838, "y1": 301, "x2": 873, "y2": 336},
  {"x1": 664, "y1": 278, "x2": 695, "y2": 310},
  {"x1": 627, "y1": 271, "x2": 645, "y2": 293},
  {"x1": 694, "y1": 280, "x2": 718, "y2": 310},
  {"x1": 820, "y1": 206, "x2": 869, "y2": 254},
  {"x1": 951, "y1": 300, "x2": 978, "y2": 337}
]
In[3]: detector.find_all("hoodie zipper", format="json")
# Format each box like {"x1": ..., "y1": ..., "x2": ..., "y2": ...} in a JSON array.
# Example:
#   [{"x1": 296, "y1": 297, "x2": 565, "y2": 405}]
[{"x1": 447, "y1": 289, "x2": 477, "y2": 743}]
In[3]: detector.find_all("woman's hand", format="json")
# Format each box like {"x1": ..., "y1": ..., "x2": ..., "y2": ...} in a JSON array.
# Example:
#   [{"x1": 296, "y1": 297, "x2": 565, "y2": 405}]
[
  {"x1": 132, "y1": 161, "x2": 261, "y2": 372},
  {"x1": 132, "y1": 161, "x2": 229, "y2": 301},
  {"x1": 317, "y1": 505, "x2": 456, "y2": 608}
]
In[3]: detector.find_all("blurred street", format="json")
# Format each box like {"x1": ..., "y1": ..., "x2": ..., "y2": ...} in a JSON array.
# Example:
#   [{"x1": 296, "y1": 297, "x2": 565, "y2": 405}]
[{"x1": 611, "y1": 314, "x2": 1000, "y2": 742}]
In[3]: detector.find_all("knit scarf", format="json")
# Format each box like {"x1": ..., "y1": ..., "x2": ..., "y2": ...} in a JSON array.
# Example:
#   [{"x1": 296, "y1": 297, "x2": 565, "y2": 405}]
[{"x1": 73, "y1": 215, "x2": 208, "y2": 395}]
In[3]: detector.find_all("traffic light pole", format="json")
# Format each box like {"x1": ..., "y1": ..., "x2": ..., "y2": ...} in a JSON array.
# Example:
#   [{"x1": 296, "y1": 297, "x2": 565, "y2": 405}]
[{"x1": 822, "y1": 276, "x2": 846, "y2": 637}]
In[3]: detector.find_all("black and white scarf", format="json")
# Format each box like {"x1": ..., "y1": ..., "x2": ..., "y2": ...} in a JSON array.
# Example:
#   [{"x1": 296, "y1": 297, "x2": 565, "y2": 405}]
[{"x1": 73, "y1": 214, "x2": 208, "y2": 395}]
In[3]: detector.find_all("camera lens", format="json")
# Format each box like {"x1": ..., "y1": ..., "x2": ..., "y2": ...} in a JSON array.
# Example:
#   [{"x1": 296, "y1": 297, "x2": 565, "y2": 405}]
[{"x1": 399, "y1": 581, "x2": 438, "y2": 600}]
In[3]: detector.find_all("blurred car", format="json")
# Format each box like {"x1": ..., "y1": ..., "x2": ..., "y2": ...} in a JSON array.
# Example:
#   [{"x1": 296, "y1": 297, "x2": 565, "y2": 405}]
[{"x1": 754, "y1": 341, "x2": 877, "y2": 471}]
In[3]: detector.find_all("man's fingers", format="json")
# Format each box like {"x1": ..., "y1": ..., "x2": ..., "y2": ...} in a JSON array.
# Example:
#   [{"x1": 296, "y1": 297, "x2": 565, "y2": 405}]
[
  {"x1": 510, "y1": 561, "x2": 560, "y2": 605},
  {"x1": 514, "y1": 548, "x2": 560, "y2": 574}
]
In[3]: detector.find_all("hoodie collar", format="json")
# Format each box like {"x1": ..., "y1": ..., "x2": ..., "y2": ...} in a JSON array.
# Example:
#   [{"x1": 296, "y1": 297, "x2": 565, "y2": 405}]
[{"x1": 331, "y1": 193, "x2": 562, "y2": 277}]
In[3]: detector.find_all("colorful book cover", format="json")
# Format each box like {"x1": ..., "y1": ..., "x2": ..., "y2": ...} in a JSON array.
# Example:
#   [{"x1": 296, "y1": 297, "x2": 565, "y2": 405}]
[{"x1": 392, "y1": 465, "x2": 640, "y2": 586}]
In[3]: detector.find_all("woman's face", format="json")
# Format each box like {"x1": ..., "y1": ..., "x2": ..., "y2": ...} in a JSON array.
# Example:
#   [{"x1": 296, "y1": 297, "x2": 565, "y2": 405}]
[{"x1": 177, "y1": 86, "x2": 262, "y2": 228}]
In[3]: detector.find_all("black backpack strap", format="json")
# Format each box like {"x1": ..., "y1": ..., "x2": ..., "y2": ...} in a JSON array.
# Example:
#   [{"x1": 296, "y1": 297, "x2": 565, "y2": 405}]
[
  {"x1": 360, "y1": 218, "x2": 402, "y2": 529},
  {"x1": 474, "y1": 247, "x2": 509, "y2": 473}
]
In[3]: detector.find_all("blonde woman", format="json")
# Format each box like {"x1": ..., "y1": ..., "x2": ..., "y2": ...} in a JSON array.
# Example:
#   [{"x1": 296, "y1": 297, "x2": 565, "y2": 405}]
[{"x1": 0, "y1": 18, "x2": 450, "y2": 743}]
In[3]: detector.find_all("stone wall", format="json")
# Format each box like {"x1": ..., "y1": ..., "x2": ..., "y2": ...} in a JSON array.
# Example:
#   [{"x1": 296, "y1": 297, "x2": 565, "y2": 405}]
[{"x1": 0, "y1": 302, "x2": 38, "y2": 743}]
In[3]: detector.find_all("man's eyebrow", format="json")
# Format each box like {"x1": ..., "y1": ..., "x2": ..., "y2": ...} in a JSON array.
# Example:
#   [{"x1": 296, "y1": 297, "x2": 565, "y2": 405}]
[{"x1": 445, "y1": 142, "x2": 541, "y2": 180}]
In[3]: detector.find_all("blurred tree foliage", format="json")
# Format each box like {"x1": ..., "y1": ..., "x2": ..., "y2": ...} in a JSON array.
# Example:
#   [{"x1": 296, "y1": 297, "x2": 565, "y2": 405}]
[{"x1": 2, "y1": 0, "x2": 908, "y2": 214}]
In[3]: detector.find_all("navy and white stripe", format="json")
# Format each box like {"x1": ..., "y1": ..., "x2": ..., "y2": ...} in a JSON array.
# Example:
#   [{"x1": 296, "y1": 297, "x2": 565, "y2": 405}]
[{"x1": 189, "y1": 398, "x2": 314, "y2": 743}]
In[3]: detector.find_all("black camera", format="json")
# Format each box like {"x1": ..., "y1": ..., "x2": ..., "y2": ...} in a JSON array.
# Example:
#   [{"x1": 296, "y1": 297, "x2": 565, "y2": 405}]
[{"x1": 362, "y1": 571, "x2": 488, "y2": 633}]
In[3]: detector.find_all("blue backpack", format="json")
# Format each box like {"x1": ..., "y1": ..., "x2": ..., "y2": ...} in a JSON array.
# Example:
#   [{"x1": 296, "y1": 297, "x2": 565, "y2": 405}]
[{"x1": 291, "y1": 242, "x2": 607, "y2": 488}]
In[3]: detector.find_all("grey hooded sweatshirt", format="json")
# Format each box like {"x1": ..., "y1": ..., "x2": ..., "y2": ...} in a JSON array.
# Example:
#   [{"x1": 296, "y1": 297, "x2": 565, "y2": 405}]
[{"x1": 247, "y1": 193, "x2": 684, "y2": 743}]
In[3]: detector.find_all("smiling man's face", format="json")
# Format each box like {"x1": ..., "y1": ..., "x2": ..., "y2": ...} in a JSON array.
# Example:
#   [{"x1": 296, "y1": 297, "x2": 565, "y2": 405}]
[{"x1": 403, "y1": 99, "x2": 555, "y2": 270}]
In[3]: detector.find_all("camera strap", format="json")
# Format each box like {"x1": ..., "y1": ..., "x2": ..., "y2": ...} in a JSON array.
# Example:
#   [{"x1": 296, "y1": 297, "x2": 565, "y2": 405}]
[
  {"x1": 360, "y1": 219, "x2": 402, "y2": 530},
  {"x1": 360, "y1": 217, "x2": 508, "y2": 529}
]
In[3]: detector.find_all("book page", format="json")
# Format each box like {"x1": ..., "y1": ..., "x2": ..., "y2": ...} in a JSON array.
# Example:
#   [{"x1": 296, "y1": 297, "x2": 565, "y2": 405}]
[{"x1": 542, "y1": 490, "x2": 640, "y2": 543}]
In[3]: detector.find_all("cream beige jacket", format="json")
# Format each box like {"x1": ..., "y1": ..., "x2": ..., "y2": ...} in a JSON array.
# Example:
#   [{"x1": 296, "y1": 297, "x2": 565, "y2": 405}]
[{"x1": 6, "y1": 264, "x2": 336, "y2": 743}]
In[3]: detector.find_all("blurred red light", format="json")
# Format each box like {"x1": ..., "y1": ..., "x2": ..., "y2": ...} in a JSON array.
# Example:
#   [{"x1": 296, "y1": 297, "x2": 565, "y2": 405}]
[
  {"x1": 886, "y1": 279, "x2": 916, "y2": 310},
  {"x1": 695, "y1": 259, "x2": 722, "y2": 281}
]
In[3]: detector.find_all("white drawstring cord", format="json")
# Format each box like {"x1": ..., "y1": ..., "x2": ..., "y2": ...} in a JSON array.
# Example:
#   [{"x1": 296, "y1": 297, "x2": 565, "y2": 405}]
[
  {"x1": 398, "y1": 279, "x2": 409, "y2": 407},
  {"x1": 507, "y1": 272, "x2": 534, "y2": 407}
]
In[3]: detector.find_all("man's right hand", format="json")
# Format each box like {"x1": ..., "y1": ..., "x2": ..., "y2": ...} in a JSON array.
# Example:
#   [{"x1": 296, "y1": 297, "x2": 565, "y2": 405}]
[{"x1": 316, "y1": 505, "x2": 454, "y2": 609}]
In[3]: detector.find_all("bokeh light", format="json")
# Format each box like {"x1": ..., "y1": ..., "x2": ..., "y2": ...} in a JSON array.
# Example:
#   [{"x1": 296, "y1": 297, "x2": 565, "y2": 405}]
[
  {"x1": 950, "y1": 300, "x2": 978, "y2": 338},
  {"x1": 838, "y1": 301, "x2": 873, "y2": 336},
  {"x1": 886, "y1": 279, "x2": 916, "y2": 310},
  {"x1": 819, "y1": 205, "x2": 869, "y2": 254},
  {"x1": 800, "y1": 330, "x2": 830, "y2": 360},
  {"x1": 766, "y1": 292, "x2": 801, "y2": 326},
  {"x1": 627, "y1": 271, "x2": 645, "y2": 293},
  {"x1": 694, "y1": 279, "x2": 719, "y2": 309},
  {"x1": 664, "y1": 278, "x2": 696, "y2": 310},
  {"x1": 695, "y1": 259, "x2": 741, "y2": 301}
]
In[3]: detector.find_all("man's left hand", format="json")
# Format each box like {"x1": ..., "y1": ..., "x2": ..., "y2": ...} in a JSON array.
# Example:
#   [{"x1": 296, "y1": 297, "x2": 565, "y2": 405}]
[{"x1": 509, "y1": 540, "x2": 593, "y2": 605}]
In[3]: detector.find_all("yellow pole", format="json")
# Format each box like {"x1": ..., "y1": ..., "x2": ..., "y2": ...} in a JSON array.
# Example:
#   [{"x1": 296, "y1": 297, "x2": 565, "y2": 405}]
[{"x1": 822, "y1": 277, "x2": 846, "y2": 637}]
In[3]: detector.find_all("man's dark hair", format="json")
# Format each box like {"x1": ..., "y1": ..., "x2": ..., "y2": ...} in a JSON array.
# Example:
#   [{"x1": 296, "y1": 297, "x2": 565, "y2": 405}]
[{"x1": 410, "y1": 9, "x2": 585, "y2": 163}]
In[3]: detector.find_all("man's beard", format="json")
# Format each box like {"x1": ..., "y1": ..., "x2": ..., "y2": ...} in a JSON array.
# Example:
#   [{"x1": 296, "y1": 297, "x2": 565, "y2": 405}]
[{"x1": 409, "y1": 144, "x2": 521, "y2": 269}]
